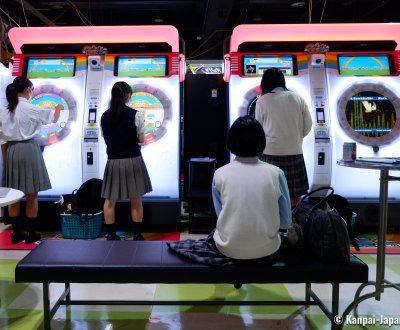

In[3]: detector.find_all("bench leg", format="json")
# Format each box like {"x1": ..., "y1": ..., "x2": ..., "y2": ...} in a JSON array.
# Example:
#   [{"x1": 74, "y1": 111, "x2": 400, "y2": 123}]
[
  {"x1": 43, "y1": 283, "x2": 51, "y2": 330},
  {"x1": 331, "y1": 283, "x2": 339, "y2": 330},
  {"x1": 305, "y1": 283, "x2": 311, "y2": 302},
  {"x1": 65, "y1": 283, "x2": 70, "y2": 302}
]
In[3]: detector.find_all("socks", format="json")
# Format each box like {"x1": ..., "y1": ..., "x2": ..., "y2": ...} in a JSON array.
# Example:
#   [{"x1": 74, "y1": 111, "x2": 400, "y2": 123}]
[
  {"x1": 26, "y1": 217, "x2": 38, "y2": 234},
  {"x1": 106, "y1": 223, "x2": 117, "y2": 235},
  {"x1": 9, "y1": 216, "x2": 22, "y2": 235},
  {"x1": 132, "y1": 221, "x2": 143, "y2": 236}
]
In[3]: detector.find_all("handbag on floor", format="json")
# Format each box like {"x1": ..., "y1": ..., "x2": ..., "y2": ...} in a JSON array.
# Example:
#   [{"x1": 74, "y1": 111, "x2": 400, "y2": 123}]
[{"x1": 292, "y1": 187, "x2": 351, "y2": 263}]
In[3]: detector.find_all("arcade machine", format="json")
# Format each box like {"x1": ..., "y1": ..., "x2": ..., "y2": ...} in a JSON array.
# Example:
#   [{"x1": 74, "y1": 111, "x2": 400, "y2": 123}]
[
  {"x1": 224, "y1": 25, "x2": 333, "y2": 193},
  {"x1": 321, "y1": 23, "x2": 400, "y2": 225},
  {"x1": 92, "y1": 26, "x2": 184, "y2": 225},
  {"x1": 0, "y1": 62, "x2": 12, "y2": 189},
  {"x1": 7, "y1": 26, "x2": 184, "y2": 226},
  {"x1": 8, "y1": 27, "x2": 87, "y2": 197}
]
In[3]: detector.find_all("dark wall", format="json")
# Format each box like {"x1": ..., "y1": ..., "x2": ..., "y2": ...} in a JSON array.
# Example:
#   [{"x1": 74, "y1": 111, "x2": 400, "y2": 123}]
[{"x1": 182, "y1": 74, "x2": 229, "y2": 200}]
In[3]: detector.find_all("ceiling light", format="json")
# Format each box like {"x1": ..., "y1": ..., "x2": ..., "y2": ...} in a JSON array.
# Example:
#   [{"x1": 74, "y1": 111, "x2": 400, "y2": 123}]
[
  {"x1": 154, "y1": 14, "x2": 164, "y2": 23},
  {"x1": 252, "y1": 16, "x2": 262, "y2": 22},
  {"x1": 291, "y1": 1, "x2": 306, "y2": 7}
]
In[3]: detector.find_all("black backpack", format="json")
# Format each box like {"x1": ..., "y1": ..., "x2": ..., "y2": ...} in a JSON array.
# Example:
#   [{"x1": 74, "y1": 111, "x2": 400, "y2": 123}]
[
  {"x1": 73, "y1": 178, "x2": 104, "y2": 215},
  {"x1": 292, "y1": 187, "x2": 351, "y2": 263},
  {"x1": 325, "y1": 194, "x2": 360, "y2": 251}
]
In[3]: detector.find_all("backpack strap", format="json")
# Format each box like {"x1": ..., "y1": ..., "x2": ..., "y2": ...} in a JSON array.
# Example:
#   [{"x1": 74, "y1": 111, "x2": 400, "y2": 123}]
[{"x1": 293, "y1": 186, "x2": 334, "y2": 215}]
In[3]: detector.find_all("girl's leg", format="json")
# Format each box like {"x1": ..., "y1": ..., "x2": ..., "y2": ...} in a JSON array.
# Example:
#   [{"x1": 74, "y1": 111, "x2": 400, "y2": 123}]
[
  {"x1": 104, "y1": 199, "x2": 120, "y2": 240},
  {"x1": 25, "y1": 192, "x2": 38, "y2": 218},
  {"x1": 25, "y1": 192, "x2": 41, "y2": 243},
  {"x1": 130, "y1": 197, "x2": 144, "y2": 240},
  {"x1": 8, "y1": 201, "x2": 20, "y2": 217},
  {"x1": 8, "y1": 201, "x2": 23, "y2": 244}
]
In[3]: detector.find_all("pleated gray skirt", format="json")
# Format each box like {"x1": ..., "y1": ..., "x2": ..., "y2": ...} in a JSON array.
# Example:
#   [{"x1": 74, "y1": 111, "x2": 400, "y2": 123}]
[
  {"x1": 101, "y1": 156, "x2": 153, "y2": 200},
  {"x1": 4, "y1": 139, "x2": 51, "y2": 194}
]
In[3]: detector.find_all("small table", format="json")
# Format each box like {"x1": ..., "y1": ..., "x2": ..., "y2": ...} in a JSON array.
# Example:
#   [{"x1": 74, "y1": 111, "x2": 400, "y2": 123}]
[
  {"x1": 337, "y1": 159, "x2": 400, "y2": 320},
  {"x1": 0, "y1": 188, "x2": 24, "y2": 210},
  {"x1": 0, "y1": 187, "x2": 24, "y2": 307}
]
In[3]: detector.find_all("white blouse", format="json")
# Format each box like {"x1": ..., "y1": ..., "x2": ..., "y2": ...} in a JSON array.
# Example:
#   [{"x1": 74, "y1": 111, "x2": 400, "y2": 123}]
[{"x1": 0, "y1": 97, "x2": 54, "y2": 144}]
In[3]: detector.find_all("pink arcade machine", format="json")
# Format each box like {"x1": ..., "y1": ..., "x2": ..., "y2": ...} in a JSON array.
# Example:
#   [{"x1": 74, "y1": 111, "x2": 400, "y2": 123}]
[
  {"x1": 7, "y1": 27, "x2": 184, "y2": 224},
  {"x1": 224, "y1": 24, "x2": 332, "y2": 194},
  {"x1": 225, "y1": 23, "x2": 400, "y2": 204},
  {"x1": 322, "y1": 23, "x2": 400, "y2": 200},
  {"x1": 8, "y1": 27, "x2": 89, "y2": 196}
]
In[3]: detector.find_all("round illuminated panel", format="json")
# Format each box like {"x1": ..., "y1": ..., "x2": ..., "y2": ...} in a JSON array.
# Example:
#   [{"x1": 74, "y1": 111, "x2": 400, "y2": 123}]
[
  {"x1": 238, "y1": 85, "x2": 261, "y2": 117},
  {"x1": 127, "y1": 84, "x2": 172, "y2": 145},
  {"x1": 31, "y1": 85, "x2": 77, "y2": 146},
  {"x1": 337, "y1": 82, "x2": 400, "y2": 146}
]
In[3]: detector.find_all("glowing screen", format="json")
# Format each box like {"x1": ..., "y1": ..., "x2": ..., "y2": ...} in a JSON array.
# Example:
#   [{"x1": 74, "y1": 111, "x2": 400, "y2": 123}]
[
  {"x1": 345, "y1": 91, "x2": 396, "y2": 137},
  {"x1": 116, "y1": 56, "x2": 167, "y2": 77},
  {"x1": 31, "y1": 93, "x2": 70, "y2": 146},
  {"x1": 27, "y1": 57, "x2": 75, "y2": 78},
  {"x1": 243, "y1": 55, "x2": 295, "y2": 76},
  {"x1": 127, "y1": 91, "x2": 166, "y2": 144},
  {"x1": 338, "y1": 55, "x2": 391, "y2": 76}
]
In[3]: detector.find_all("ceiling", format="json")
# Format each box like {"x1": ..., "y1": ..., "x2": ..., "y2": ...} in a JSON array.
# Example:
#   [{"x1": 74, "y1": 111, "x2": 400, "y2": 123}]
[{"x1": 0, "y1": 0, "x2": 398, "y2": 59}]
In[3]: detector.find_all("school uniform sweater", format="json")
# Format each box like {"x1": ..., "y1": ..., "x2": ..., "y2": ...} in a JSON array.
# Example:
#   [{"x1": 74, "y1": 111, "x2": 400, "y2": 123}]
[
  {"x1": 255, "y1": 90, "x2": 312, "y2": 155},
  {"x1": 212, "y1": 157, "x2": 291, "y2": 259}
]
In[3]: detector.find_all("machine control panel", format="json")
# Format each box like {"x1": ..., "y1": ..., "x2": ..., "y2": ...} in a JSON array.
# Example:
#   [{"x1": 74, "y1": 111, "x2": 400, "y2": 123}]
[{"x1": 308, "y1": 53, "x2": 332, "y2": 191}]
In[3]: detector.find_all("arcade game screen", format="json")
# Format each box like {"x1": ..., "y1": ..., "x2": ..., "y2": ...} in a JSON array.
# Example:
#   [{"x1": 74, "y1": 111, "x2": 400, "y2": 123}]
[
  {"x1": 338, "y1": 54, "x2": 392, "y2": 76},
  {"x1": 31, "y1": 92, "x2": 70, "y2": 145},
  {"x1": 116, "y1": 56, "x2": 167, "y2": 77},
  {"x1": 243, "y1": 55, "x2": 295, "y2": 76},
  {"x1": 128, "y1": 91, "x2": 165, "y2": 144},
  {"x1": 345, "y1": 91, "x2": 396, "y2": 137},
  {"x1": 26, "y1": 57, "x2": 76, "y2": 78}
]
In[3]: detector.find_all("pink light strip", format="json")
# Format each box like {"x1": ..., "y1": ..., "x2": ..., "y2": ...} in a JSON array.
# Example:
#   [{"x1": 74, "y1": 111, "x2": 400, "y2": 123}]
[
  {"x1": 230, "y1": 23, "x2": 400, "y2": 52},
  {"x1": 9, "y1": 25, "x2": 179, "y2": 54}
]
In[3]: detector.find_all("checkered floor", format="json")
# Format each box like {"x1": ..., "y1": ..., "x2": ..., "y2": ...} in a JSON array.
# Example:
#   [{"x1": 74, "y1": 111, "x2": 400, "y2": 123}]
[{"x1": 1, "y1": 222, "x2": 400, "y2": 330}]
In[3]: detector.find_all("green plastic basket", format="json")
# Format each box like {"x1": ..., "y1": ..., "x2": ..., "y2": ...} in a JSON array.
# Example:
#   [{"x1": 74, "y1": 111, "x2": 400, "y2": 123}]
[{"x1": 61, "y1": 212, "x2": 104, "y2": 239}]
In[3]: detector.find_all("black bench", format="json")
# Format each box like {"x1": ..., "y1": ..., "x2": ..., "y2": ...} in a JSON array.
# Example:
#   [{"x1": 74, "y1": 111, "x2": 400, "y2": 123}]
[{"x1": 15, "y1": 240, "x2": 368, "y2": 330}]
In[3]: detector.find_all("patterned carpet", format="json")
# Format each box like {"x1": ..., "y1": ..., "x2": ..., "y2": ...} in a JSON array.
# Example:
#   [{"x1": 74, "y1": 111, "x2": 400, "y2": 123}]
[{"x1": 350, "y1": 232, "x2": 400, "y2": 254}]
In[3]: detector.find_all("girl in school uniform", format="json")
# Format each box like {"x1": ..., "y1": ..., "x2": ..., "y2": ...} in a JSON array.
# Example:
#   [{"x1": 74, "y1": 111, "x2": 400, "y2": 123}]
[
  {"x1": 101, "y1": 81, "x2": 152, "y2": 241},
  {"x1": 255, "y1": 68, "x2": 312, "y2": 207},
  {"x1": 0, "y1": 76, "x2": 63, "y2": 244}
]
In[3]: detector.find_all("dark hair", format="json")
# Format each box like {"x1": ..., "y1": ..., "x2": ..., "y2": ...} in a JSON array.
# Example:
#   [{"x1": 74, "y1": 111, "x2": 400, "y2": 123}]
[
  {"x1": 227, "y1": 115, "x2": 266, "y2": 157},
  {"x1": 260, "y1": 68, "x2": 288, "y2": 94},
  {"x1": 6, "y1": 76, "x2": 33, "y2": 112},
  {"x1": 107, "y1": 81, "x2": 132, "y2": 122}
]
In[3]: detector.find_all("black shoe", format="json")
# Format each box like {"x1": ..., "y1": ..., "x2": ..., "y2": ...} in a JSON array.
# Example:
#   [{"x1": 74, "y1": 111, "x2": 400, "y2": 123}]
[
  {"x1": 25, "y1": 232, "x2": 41, "y2": 244},
  {"x1": 107, "y1": 233, "x2": 121, "y2": 241},
  {"x1": 133, "y1": 233, "x2": 145, "y2": 241},
  {"x1": 11, "y1": 233, "x2": 26, "y2": 244}
]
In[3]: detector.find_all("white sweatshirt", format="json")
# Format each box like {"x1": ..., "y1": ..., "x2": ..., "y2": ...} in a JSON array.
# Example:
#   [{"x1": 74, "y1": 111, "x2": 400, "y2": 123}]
[{"x1": 255, "y1": 90, "x2": 312, "y2": 155}]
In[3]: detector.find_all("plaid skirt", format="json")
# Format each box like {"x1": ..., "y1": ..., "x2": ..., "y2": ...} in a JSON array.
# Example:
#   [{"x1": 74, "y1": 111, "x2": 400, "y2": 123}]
[
  {"x1": 259, "y1": 154, "x2": 309, "y2": 198},
  {"x1": 101, "y1": 156, "x2": 152, "y2": 200},
  {"x1": 167, "y1": 230, "x2": 291, "y2": 267},
  {"x1": 4, "y1": 139, "x2": 51, "y2": 194}
]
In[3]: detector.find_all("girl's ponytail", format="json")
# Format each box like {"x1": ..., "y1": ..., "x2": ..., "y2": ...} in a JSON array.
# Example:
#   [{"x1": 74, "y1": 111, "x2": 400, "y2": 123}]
[{"x1": 6, "y1": 83, "x2": 18, "y2": 112}]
